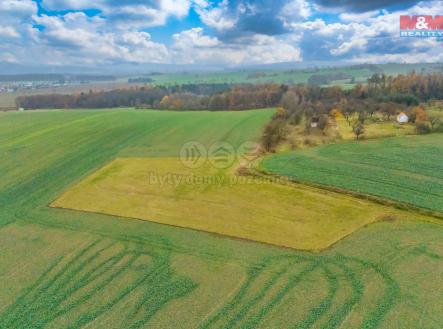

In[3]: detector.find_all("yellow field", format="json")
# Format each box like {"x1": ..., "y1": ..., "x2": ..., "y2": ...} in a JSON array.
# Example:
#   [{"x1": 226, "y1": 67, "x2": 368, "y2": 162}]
[
  {"x1": 336, "y1": 117, "x2": 416, "y2": 140},
  {"x1": 51, "y1": 157, "x2": 435, "y2": 250}
]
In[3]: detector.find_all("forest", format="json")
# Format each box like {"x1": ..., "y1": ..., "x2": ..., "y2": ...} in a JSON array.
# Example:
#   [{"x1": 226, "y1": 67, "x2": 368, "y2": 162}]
[{"x1": 16, "y1": 72, "x2": 443, "y2": 111}]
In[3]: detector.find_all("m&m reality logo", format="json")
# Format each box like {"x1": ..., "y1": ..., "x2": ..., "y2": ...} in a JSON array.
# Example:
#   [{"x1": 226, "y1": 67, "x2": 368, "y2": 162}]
[{"x1": 400, "y1": 15, "x2": 443, "y2": 37}]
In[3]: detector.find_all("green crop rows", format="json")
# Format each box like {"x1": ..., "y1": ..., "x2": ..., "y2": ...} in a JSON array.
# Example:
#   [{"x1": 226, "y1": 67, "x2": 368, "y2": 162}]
[
  {"x1": 2, "y1": 237, "x2": 440, "y2": 328},
  {"x1": 0, "y1": 109, "x2": 442, "y2": 328},
  {"x1": 262, "y1": 134, "x2": 443, "y2": 213},
  {"x1": 198, "y1": 254, "x2": 401, "y2": 329},
  {"x1": 0, "y1": 239, "x2": 196, "y2": 329}
]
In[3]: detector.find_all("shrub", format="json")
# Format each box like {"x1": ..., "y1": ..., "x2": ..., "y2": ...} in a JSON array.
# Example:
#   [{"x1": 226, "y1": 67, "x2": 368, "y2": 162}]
[
  {"x1": 261, "y1": 119, "x2": 288, "y2": 152},
  {"x1": 415, "y1": 122, "x2": 431, "y2": 134}
]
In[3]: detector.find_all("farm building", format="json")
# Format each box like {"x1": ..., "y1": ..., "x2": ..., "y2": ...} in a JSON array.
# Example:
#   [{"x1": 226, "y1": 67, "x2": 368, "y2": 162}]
[
  {"x1": 310, "y1": 116, "x2": 320, "y2": 128},
  {"x1": 397, "y1": 112, "x2": 409, "y2": 124}
]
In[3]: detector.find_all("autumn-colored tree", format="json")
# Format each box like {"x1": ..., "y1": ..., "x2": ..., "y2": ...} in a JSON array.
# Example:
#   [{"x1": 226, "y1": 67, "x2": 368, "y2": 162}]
[
  {"x1": 275, "y1": 107, "x2": 289, "y2": 119},
  {"x1": 330, "y1": 109, "x2": 342, "y2": 119},
  {"x1": 159, "y1": 95, "x2": 170, "y2": 109},
  {"x1": 413, "y1": 106, "x2": 428, "y2": 123}
]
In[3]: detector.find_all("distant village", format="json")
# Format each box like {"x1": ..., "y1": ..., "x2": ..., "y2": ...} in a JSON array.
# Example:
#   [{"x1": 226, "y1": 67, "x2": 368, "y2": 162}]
[
  {"x1": 0, "y1": 74, "x2": 116, "y2": 94},
  {"x1": 0, "y1": 81, "x2": 67, "y2": 94}
]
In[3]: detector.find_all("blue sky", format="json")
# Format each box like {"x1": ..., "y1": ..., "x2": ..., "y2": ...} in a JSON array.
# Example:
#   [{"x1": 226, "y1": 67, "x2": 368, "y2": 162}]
[{"x1": 0, "y1": 0, "x2": 442, "y2": 68}]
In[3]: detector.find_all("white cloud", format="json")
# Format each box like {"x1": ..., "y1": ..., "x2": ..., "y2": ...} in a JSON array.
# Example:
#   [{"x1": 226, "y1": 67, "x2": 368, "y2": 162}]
[
  {"x1": 161, "y1": 0, "x2": 191, "y2": 18},
  {"x1": 0, "y1": 0, "x2": 37, "y2": 43},
  {"x1": 40, "y1": 0, "x2": 103, "y2": 11},
  {"x1": 287, "y1": 0, "x2": 443, "y2": 62},
  {"x1": 1, "y1": 0, "x2": 442, "y2": 67},
  {"x1": 280, "y1": 0, "x2": 312, "y2": 20},
  {"x1": 328, "y1": 1, "x2": 443, "y2": 57},
  {"x1": 33, "y1": 13, "x2": 105, "y2": 49},
  {"x1": 0, "y1": 0, "x2": 37, "y2": 21},
  {"x1": 41, "y1": 0, "x2": 192, "y2": 29},
  {"x1": 173, "y1": 27, "x2": 220, "y2": 48},
  {"x1": 120, "y1": 31, "x2": 170, "y2": 63},
  {"x1": 193, "y1": 0, "x2": 237, "y2": 31},
  {"x1": 0, "y1": 26, "x2": 20, "y2": 38},
  {"x1": 339, "y1": 10, "x2": 380, "y2": 22},
  {"x1": 0, "y1": 0, "x2": 37, "y2": 58},
  {"x1": 172, "y1": 27, "x2": 301, "y2": 65},
  {"x1": 31, "y1": 13, "x2": 169, "y2": 65},
  {"x1": 0, "y1": 52, "x2": 18, "y2": 63}
]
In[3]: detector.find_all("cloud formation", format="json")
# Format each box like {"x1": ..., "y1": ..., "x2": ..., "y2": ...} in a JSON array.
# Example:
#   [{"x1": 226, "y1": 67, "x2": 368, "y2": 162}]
[
  {"x1": 171, "y1": 27, "x2": 301, "y2": 64},
  {"x1": 194, "y1": 0, "x2": 311, "y2": 37},
  {"x1": 0, "y1": 0, "x2": 440, "y2": 68},
  {"x1": 312, "y1": 0, "x2": 419, "y2": 13}
]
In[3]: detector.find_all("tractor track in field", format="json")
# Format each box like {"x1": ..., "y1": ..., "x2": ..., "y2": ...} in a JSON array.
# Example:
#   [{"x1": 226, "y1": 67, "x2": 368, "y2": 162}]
[
  {"x1": 197, "y1": 254, "x2": 400, "y2": 329},
  {"x1": 2, "y1": 214, "x2": 438, "y2": 328},
  {"x1": 0, "y1": 239, "x2": 197, "y2": 329}
]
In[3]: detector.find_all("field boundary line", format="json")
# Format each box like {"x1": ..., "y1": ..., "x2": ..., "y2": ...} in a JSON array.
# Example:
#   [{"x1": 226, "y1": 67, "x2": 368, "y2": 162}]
[
  {"x1": 48, "y1": 204, "x2": 332, "y2": 252},
  {"x1": 252, "y1": 166, "x2": 443, "y2": 221}
]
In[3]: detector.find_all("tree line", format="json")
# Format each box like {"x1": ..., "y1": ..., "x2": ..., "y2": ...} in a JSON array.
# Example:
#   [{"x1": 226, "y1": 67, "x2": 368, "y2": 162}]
[
  {"x1": 16, "y1": 84, "x2": 231, "y2": 110},
  {"x1": 16, "y1": 71, "x2": 443, "y2": 114},
  {"x1": 16, "y1": 83, "x2": 285, "y2": 111}
]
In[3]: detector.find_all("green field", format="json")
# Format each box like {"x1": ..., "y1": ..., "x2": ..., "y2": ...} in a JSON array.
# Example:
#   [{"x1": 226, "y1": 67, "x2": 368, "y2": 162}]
[
  {"x1": 0, "y1": 109, "x2": 442, "y2": 328},
  {"x1": 148, "y1": 63, "x2": 443, "y2": 86},
  {"x1": 148, "y1": 67, "x2": 372, "y2": 86},
  {"x1": 262, "y1": 134, "x2": 443, "y2": 214}
]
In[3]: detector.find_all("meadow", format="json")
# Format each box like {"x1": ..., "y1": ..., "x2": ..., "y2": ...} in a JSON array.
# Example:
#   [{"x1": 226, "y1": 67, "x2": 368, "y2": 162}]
[
  {"x1": 278, "y1": 114, "x2": 417, "y2": 152},
  {"x1": 262, "y1": 134, "x2": 443, "y2": 214},
  {"x1": 147, "y1": 67, "x2": 371, "y2": 86},
  {"x1": 335, "y1": 116, "x2": 417, "y2": 141},
  {"x1": 148, "y1": 63, "x2": 443, "y2": 86},
  {"x1": 51, "y1": 157, "x2": 435, "y2": 250},
  {"x1": 0, "y1": 109, "x2": 442, "y2": 328}
]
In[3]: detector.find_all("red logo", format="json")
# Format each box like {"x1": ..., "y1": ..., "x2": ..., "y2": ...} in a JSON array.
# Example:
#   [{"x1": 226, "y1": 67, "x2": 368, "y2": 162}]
[
  {"x1": 400, "y1": 15, "x2": 443, "y2": 37},
  {"x1": 400, "y1": 15, "x2": 443, "y2": 30}
]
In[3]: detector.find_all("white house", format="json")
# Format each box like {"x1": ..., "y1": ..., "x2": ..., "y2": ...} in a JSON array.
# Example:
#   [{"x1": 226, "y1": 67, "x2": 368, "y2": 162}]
[{"x1": 397, "y1": 112, "x2": 409, "y2": 124}]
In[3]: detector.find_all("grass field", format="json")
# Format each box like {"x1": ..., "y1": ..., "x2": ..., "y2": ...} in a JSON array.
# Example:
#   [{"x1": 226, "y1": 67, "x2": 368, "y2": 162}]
[
  {"x1": 428, "y1": 108, "x2": 443, "y2": 122},
  {"x1": 277, "y1": 114, "x2": 417, "y2": 152},
  {"x1": 335, "y1": 116, "x2": 417, "y2": 140},
  {"x1": 148, "y1": 63, "x2": 443, "y2": 86},
  {"x1": 262, "y1": 134, "x2": 443, "y2": 214},
  {"x1": 51, "y1": 157, "x2": 435, "y2": 250},
  {"x1": 0, "y1": 109, "x2": 442, "y2": 328},
  {"x1": 148, "y1": 67, "x2": 373, "y2": 86}
]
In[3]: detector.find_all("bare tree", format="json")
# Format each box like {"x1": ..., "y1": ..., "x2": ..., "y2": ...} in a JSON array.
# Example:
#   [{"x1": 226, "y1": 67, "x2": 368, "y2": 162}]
[
  {"x1": 352, "y1": 122, "x2": 365, "y2": 140},
  {"x1": 317, "y1": 114, "x2": 330, "y2": 136}
]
